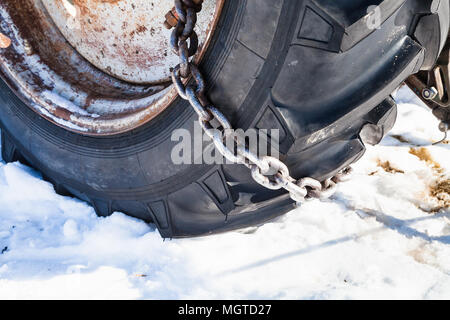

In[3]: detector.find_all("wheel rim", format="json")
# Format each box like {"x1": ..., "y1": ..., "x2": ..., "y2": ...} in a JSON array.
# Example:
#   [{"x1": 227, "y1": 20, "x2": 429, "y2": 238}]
[{"x1": 0, "y1": 0, "x2": 224, "y2": 135}]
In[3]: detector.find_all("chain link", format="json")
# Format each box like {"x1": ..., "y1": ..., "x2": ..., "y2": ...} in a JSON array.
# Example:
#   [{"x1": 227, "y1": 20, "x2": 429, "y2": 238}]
[{"x1": 167, "y1": 0, "x2": 352, "y2": 203}]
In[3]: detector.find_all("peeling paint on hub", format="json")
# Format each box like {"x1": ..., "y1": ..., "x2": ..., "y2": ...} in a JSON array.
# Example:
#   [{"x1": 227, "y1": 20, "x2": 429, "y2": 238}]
[{"x1": 42, "y1": 0, "x2": 218, "y2": 84}]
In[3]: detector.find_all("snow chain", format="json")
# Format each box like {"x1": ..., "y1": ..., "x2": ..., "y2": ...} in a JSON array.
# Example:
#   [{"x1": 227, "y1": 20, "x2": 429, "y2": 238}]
[{"x1": 166, "y1": 0, "x2": 352, "y2": 203}]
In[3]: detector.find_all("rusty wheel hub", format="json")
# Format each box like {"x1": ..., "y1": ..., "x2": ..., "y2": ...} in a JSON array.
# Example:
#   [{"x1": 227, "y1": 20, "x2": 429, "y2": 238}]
[{"x1": 0, "y1": 0, "x2": 224, "y2": 135}]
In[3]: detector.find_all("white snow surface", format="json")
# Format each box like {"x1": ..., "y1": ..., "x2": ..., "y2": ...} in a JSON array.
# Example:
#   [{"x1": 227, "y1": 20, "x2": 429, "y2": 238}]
[{"x1": 0, "y1": 87, "x2": 449, "y2": 300}]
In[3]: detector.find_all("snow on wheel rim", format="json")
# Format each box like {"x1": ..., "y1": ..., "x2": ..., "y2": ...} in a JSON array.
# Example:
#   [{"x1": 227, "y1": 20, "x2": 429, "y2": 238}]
[{"x1": 0, "y1": 0, "x2": 224, "y2": 135}]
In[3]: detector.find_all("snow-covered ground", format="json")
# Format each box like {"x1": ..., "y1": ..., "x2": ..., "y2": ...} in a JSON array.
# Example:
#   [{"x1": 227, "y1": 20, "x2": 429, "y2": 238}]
[{"x1": 0, "y1": 87, "x2": 448, "y2": 300}]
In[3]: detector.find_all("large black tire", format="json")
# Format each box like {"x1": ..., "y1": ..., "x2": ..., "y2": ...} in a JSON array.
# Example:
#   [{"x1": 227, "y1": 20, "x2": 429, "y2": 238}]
[{"x1": 0, "y1": 0, "x2": 448, "y2": 237}]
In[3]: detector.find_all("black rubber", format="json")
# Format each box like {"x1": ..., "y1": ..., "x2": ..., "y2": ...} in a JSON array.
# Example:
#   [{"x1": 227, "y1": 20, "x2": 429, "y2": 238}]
[{"x1": 0, "y1": 0, "x2": 448, "y2": 238}]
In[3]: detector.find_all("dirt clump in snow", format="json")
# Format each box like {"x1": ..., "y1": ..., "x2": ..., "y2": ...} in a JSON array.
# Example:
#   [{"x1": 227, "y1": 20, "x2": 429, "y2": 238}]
[
  {"x1": 408, "y1": 147, "x2": 449, "y2": 210},
  {"x1": 430, "y1": 179, "x2": 450, "y2": 209},
  {"x1": 409, "y1": 147, "x2": 441, "y2": 170},
  {"x1": 376, "y1": 160, "x2": 405, "y2": 174}
]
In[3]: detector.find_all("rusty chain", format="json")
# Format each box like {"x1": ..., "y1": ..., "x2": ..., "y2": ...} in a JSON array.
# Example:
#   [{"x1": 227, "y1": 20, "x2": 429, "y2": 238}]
[{"x1": 167, "y1": 0, "x2": 352, "y2": 203}]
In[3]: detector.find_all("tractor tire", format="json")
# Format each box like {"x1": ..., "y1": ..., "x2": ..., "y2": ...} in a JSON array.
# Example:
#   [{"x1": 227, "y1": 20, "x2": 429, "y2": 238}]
[{"x1": 0, "y1": 0, "x2": 448, "y2": 237}]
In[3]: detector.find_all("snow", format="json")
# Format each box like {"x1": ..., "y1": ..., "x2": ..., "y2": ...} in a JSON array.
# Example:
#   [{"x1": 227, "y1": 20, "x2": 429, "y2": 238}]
[{"x1": 0, "y1": 87, "x2": 449, "y2": 299}]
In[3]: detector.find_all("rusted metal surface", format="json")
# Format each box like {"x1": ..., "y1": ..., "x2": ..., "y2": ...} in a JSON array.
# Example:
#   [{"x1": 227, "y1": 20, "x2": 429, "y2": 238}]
[
  {"x1": 164, "y1": 0, "x2": 204, "y2": 29},
  {"x1": 164, "y1": 7, "x2": 179, "y2": 30},
  {"x1": 0, "y1": 0, "x2": 224, "y2": 135},
  {"x1": 41, "y1": 0, "x2": 218, "y2": 84}
]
